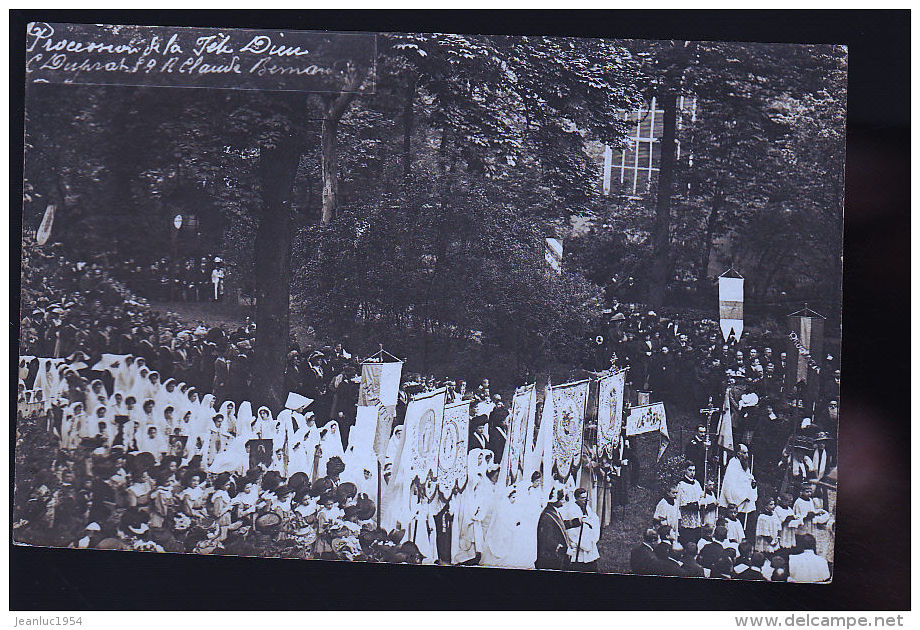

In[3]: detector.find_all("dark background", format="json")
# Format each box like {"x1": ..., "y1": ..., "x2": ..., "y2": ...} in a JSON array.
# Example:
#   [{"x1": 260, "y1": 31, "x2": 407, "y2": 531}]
[{"x1": 10, "y1": 10, "x2": 910, "y2": 610}]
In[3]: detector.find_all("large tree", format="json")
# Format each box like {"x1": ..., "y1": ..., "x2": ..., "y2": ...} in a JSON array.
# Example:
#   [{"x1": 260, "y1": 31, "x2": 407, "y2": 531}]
[
  {"x1": 24, "y1": 31, "x2": 645, "y2": 395},
  {"x1": 615, "y1": 40, "x2": 847, "y2": 307}
]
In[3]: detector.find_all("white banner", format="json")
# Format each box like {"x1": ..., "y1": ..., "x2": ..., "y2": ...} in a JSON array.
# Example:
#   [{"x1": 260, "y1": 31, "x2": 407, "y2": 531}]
[
  {"x1": 401, "y1": 388, "x2": 446, "y2": 483},
  {"x1": 625, "y1": 401, "x2": 669, "y2": 439},
  {"x1": 718, "y1": 275, "x2": 744, "y2": 341},
  {"x1": 358, "y1": 361, "x2": 403, "y2": 407}
]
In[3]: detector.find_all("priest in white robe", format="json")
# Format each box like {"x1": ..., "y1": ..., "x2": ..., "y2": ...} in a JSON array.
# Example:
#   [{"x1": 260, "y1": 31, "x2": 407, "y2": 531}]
[{"x1": 719, "y1": 443, "x2": 758, "y2": 519}]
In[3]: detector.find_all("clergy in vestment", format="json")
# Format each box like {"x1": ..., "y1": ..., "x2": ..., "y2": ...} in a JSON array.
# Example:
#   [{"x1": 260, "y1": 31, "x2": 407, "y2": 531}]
[
  {"x1": 535, "y1": 488, "x2": 571, "y2": 570},
  {"x1": 653, "y1": 484, "x2": 680, "y2": 543},
  {"x1": 774, "y1": 493, "x2": 798, "y2": 550},
  {"x1": 676, "y1": 462, "x2": 704, "y2": 547},
  {"x1": 755, "y1": 498, "x2": 781, "y2": 554},
  {"x1": 700, "y1": 479, "x2": 719, "y2": 528},
  {"x1": 563, "y1": 488, "x2": 600, "y2": 572},
  {"x1": 718, "y1": 444, "x2": 758, "y2": 518},
  {"x1": 793, "y1": 485, "x2": 825, "y2": 538}
]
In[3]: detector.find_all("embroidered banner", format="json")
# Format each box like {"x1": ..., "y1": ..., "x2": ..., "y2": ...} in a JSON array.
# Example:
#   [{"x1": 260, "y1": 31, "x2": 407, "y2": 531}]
[
  {"x1": 401, "y1": 388, "x2": 446, "y2": 483},
  {"x1": 625, "y1": 401, "x2": 669, "y2": 439},
  {"x1": 550, "y1": 379, "x2": 590, "y2": 479},
  {"x1": 437, "y1": 399, "x2": 471, "y2": 497},
  {"x1": 503, "y1": 383, "x2": 535, "y2": 485},
  {"x1": 358, "y1": 361, "x2": 403, "y2": 407},
  {"x1": 718, "y1": 272, "x2": 744, "y2": 342},
  {"x1": 596, "y1": 369, "x2": 627, "y2": 455}
]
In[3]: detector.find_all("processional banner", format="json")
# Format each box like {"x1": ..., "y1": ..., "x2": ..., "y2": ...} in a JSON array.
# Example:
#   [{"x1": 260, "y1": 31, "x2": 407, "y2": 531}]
[
  {"x1": 502, "y1": 384, "x2": 535, "y2": 485},
  {"x1": 625, "y1": 401, "x2": 669, "y2": 439},
  {"x1": 358, "y1": 361, "x2": 403, "y2": 407},
  {"x1": 401, "y1": 388, "x2": 446, "y2": 483},
  {"x1": 786, "y1": 309, "x2": 825, "y2": 392},
  {"x1": 596, "y1": 369, "x2": 627, "y2": 455},
  {"x1": 550, "y1": 379, "x2": 590, "y2": 480},
  {"x1": 718, "y1": 272, "x2": 744, "y2": 342},
  {"x1": 437, "y1": 399, "x2": 471, "y2": 497},
  {"x1": 358, "y1": 361, "x2": 403, "y2": 457}
]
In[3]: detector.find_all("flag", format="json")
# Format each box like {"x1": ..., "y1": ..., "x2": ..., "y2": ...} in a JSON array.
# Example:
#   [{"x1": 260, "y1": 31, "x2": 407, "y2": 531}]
[
  {"x1": 358, "y1": 361, "x2": 403, "y2": 407},
  {"x1": 437, "y1": 399, "x2": 470, "y2": 497},
  {"x1": 786, "y1": 308, "x2": 826, "y2": 393},
  {"x1": 596, "y1": 369, "x2": 627, "y2": 455},
  {"x1": 545, "y1": 238, "x2": 563, "y2": 273},
  {"x1": 502, "y1": 383, "x2": 535, "y2": 485},
  {"x1": 718, "y1": 271, "x2": 744, "y2": 342},
  {"x1": 358, "y1": 360, "x2": 402, "y2": 457},
  {"x1": 36, "y1": 204, "x2": 55, "y2": 246},
  {"x1": 717, "y1": 389, "x2": 734, "y2": 454},
  {"x1": 401, "y1": 388, "x2": 446, "y2": 483},
  {"x1": 549, "y1": 379, "x2": 590, "y2": 480}
]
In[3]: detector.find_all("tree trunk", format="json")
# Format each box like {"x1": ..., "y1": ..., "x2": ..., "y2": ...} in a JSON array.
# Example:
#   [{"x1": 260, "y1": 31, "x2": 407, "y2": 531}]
[
  {"x1": 319, "y1": 87, "x2": 359, "y2": 225},
  {"x1": 647, "y1": 88, "x2": 678, "y2": 307},
  {"x1": 320, "y1": 115, "x2": 339, "y2": 225},
  {"x1": 402, "y1": 73, "x2": 417, "y2": 183},
  {"x1": 251, "y1": 137, "x2": 303, "y2": 410},
  {"x1": 695, "y1": 189, "x2": 723, "y2": 294}
]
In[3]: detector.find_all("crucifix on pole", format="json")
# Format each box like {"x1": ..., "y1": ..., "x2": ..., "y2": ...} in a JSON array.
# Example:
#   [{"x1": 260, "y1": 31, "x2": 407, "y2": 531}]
[{"x1": 699, "y1": 397, "x2": 721, "y2": 488}]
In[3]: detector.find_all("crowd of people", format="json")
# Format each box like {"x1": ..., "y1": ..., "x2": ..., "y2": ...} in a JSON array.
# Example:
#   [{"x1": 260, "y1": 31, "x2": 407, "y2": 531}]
[
  {"x1": 16, "y1": 237, "x2": 838, "y2": 578},
  {"x1": 14, "y1": 349, "x2": 595, "y2": 569},
  {"x1": 629, "y1": 453, "x2": 834, "y2": 582},
  {"x1": 111, "y1": 255, "x2": 227, "y2": 303},
  {"x1": 600, "y1": 301, "x2": 838, "y2": 582},
  {"x1": 14, "y1": 237, "x2": 575, "y2": 567}
]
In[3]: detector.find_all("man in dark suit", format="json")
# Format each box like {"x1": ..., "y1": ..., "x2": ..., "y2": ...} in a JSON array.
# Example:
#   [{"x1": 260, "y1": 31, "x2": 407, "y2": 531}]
[
  {"x1": 698, "y1": 525, "x2": 728, "y2": 569},
  {"x1": 468, "y1": 416, "x2": 489, "y2": 452},
  {"x1": 535, "y1": 489, "x2": 570, "y2": 570},
  {"x1": 629, "y1": 528, "x2": 660, "y2": 575},
  {"x1": 488, "y1": 395, "x2": 509, "y2": 464},
  {"x1": 684, "y1": 425, "x2": 709, "y2": 479},
  {"x1": 680, "y1": 541, "x2": 706, "y2": 577},
  {"x1": 735, "y1": 552, "x2": 768, "y2": 580},
  {"x1": 655, "y1": 543, "x2": 682, "y2": 576}
]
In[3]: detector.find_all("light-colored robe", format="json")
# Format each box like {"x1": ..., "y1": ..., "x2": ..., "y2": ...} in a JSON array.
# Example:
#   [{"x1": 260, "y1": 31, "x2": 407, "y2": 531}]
[{"x1": 718, "y1": 456, "x2": 757, "y2": 514}]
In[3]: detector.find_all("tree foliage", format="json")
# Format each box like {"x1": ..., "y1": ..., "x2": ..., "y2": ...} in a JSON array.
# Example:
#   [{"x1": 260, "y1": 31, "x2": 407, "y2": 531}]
[{"x1": 20, "y1": 33, "x2": 846, "y2": 397}]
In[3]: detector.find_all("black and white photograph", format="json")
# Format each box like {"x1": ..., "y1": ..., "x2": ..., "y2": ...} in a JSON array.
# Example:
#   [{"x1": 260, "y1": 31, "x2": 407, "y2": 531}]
[{"x1": 15, "y1": 18, "x2": 852, "y2": 586}]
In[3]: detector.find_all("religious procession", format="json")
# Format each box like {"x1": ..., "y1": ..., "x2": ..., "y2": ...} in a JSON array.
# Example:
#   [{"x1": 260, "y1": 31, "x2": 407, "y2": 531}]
[
  {"x1": 16, "y1": 26, "x2": 845, "y2": 583},
  {"x1": 15, "y1": 231, "x2": 838, "y2": 579}
]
